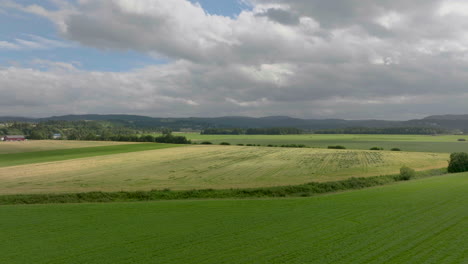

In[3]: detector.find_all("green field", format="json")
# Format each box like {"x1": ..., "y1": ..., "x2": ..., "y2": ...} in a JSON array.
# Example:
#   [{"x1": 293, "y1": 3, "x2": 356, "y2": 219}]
[
  {"x1": 0, "y1": 145, "x2": 448, "y2": 194},
  {"x1": 0, "y1": 142, "x2": 180, "y2": 168},
  {"x1": 1, "y1": 173, "x2": 466, "y2": 264},
  {"x1": 0, "y1": 140, "x2": 136, "y2": 154},
  {"x1": 177, "y1": 133, "x2": 468, "y2": 153}
]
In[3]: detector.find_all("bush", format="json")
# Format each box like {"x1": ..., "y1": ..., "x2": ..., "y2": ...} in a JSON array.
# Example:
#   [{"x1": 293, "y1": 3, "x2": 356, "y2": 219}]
[
  {"x1": 391, "y1": 148, "x2": 401, "y2": 151},
  {"x1": 448, "y1": 152, "x2": 468, "y2": 173},
  {"x1": 200, "y1": 141, "x2": 213, "y2": 145},
  {"x1": 236, "y1": 144, "x2": 244, "y2": 146},
  {"x1": 154, "y1": 134, "x2": 191, "y2": 144},
  {"x1": 328, "y1": 145, "x2": 346, "y2": 149},
  {"x1": 458, "y1": 139, "x2": 466, "y2": 142},
  {"x1": 399, "y1": 166, "x2": 416, "y2": 181},
  {"x1": 139, "y1": 135, "x2": 155, "y2": 142},
  {"x1": 370, "y1": 147, "x2": 384, "y2": 150},
  {"x1": 219, "y1": 142, "x2": 231, "y2": 145},
  {"x1": 279, "y1": 144, "x2": 306, "y2": 148}
]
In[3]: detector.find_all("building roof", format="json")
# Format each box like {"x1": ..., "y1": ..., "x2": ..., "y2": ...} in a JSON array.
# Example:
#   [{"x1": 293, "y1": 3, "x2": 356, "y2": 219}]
[{"x1": 5, "y1": 135, "x2": 25, "y2": 138}]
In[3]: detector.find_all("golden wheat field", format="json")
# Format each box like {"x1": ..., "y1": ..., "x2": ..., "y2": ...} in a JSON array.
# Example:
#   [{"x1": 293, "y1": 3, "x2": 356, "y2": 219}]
[{"x1": 0, "y1": 145, "x2": 448, "y2": 194}]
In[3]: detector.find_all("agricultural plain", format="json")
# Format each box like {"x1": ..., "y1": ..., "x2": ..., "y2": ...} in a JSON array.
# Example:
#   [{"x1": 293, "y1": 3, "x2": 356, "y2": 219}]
[
  {"x1": 180, "y1": 133, "x2": 468, "y2": 153},
  {"x1": 0, "y1": 145, "x2": 448, "y2": 194},
  {"x1": 1, "y1": 173, "x2": 466, "y2": 264}
]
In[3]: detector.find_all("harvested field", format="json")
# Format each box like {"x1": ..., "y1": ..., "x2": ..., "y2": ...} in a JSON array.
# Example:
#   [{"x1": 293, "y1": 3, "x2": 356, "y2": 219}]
[{"x1": 0, "y1": 145, "x2": 448, "y2": 194}]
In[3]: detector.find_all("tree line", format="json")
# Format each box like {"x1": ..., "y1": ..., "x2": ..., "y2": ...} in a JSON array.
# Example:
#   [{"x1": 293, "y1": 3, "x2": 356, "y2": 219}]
[
  {"x1": 201, "y1": 127, "x2": 303, "y2": 135},
  {"x1": 314, "y1": 127, "x2": 449, "y2": 135},
  {"x1": 0, "y1": 121, "x2": 190, "y2": 144}
]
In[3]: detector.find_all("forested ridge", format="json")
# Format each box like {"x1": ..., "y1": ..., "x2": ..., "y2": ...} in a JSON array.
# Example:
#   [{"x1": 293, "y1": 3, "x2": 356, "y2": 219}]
[{"x1": 0, "y1": 116, "x2": 464, "y2": 139}]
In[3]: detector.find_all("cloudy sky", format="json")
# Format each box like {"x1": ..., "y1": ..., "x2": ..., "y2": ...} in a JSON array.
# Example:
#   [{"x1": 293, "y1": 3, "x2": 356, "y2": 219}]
[{"x1": 1, "y1": 0, "x2": 468, "y2": 120}]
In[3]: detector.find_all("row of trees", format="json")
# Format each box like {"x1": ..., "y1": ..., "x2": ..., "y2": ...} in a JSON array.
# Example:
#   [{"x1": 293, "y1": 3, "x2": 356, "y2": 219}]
[
  {"x1": 201, "y1": 128, "x2": 245, "y2": 135},
  {"x1": 314, "y1": 127, "x2": 449, "y2": 135},
  {"x1": 99, "y1": 133, "x2": 191, "y2": 144},
  {"x1": 201, "y1": 127, "x2": 303, "y2": 135},
  {"x1": 202, "y1": 126, "x2": 450, "y2": 135},
  {"x1": 0, "y1": 121, "x2": 190, "y2": 144}
]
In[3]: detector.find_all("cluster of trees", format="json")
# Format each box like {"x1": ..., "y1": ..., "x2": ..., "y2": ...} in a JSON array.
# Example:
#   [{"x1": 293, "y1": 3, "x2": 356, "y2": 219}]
[
  {"x1": 77, "y1": 133, "x2": 190, "y2": 144},
  {"x1": 314, "y1": 127, "x2": 449, "y2": 135},
  {"x1": 153, "y1": 133, "x2": 191, "y2": 144},
  {"x1": 201, "y1": 127, "x2": 302, "y2": 135},
  {"x1": 448, "y1": 153, "x2": 468, "y2": 173},
  {"x1": 1, "y1": 121, "x2": 137, "y2": 140},
  {"x1": 370, "y1": 147, "x2": 384, "y2": 150},
  {"x1": 0, "y1": 122, "x2": 34, "y2": 136},
  {"x1": 328, "y1": 145, "x2": 346, "y2": 149}
]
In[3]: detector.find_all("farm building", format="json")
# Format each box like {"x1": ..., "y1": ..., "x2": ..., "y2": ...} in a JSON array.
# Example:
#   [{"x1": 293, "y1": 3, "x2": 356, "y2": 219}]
[
  {"x1": 3, "y1": 135, "x2": 26, "y2": 141},
  {"x1": 53, "y1": 133, "x2": 62, "y2": 139}
]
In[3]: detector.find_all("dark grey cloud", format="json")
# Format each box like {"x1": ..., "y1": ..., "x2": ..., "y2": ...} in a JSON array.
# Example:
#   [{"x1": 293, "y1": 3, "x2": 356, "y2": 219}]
[
  {"x1": 253, "y1": 0, "x2": 441, "y2": 28},
  {"x1": 256, "y1": 8, "x2": 300, "y2": 25}
]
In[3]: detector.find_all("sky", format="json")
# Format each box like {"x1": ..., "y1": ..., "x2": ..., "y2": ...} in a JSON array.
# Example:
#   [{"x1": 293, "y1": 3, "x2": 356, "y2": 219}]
[{"x1": 1, "y1": 0, "x2": 468, "y2": 120}]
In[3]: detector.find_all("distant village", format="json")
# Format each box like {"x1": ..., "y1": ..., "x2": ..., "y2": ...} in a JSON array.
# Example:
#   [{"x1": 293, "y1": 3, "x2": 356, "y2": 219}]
[
  {"x1": 1, "y1": 135, "x2": 26, "y2": 141},
  {"x1": 1, "y1": 134, "x2": 61, "y2": 141},
  {"x1": 1, "y1": 121, "x2": 63, "y2": 141}
]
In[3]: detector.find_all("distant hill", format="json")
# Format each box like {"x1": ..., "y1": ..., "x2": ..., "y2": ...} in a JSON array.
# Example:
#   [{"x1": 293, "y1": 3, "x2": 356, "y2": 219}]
[
  {"x1": 1, "y1": 114, "x2": 468, "y2": 132},
  {"x1": 0, "y1": 116, "x2": 37, "y2": 122},
  {"x1": 423, "y1": 114, "x2": 468, "y2": 120},
  {"x1": 406, "y1": 115, "x2": 468, "y2": 131}
]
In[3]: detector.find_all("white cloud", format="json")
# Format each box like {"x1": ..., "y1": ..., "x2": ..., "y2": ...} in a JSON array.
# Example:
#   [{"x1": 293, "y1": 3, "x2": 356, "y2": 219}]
[
  {"x1": 31, "y1": 59, "x2": 81, "y2": 71},
  {"x1": 2, "y1": 0, "x2": 468, "y2": 119},
  {"x1": 0, "y1": 41, "x2": 19, "y2": 50},
  {"x1": 226, "y1": 97, "x2": 270, "y2": 107},
  {"x1": 375, "y1": 11, "x2": 404, "y2": 29},
  {"x1": 438, "y1": 0, "x2": 468, "y2": 16},
  {"x1": 0, "y1": 35, "x2": 72, "y2": 50},
  {"x1": 239, "y1": 63, "x2": 294, "y2": 85}
]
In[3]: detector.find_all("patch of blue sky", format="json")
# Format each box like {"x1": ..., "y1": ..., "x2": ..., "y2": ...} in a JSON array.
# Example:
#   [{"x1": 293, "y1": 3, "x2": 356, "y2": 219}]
[
  {"x1": 6, "y1": 0, "x2": 63, "y2": 10},
  {"x1": 189, "y1": 0, "x2": 252, "y2": 17},
  {"x1": 0, "y1": 9, "x2": 55, "y2": 38},
  {"x1": 0, "y1": 5, "x2": 166, "y2": 72},
  {"x1": 0, "y1": 0, "x2": 250, "y2": 72},
  {"x1": 0, "y1": 46, "x2": 167, "y2": 72}
]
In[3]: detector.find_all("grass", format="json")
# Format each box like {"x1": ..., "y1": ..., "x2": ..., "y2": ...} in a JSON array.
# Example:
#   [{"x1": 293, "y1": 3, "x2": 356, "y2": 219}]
[
  {"x1": 176, "y1": 133, "x2": 468, "y2": 153},
  {"x1": 0, "y1": 140, "x2": 136, "y2": 154},
  {"x1": 0, "y1": 173, "x2": 466, "y2": 264},
  {"x1": 0, "y1": 143, "x2": 180, "y2": 168},
  {"x1": 0, "y1": 145, "x2": 449, "y2": 194}
]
